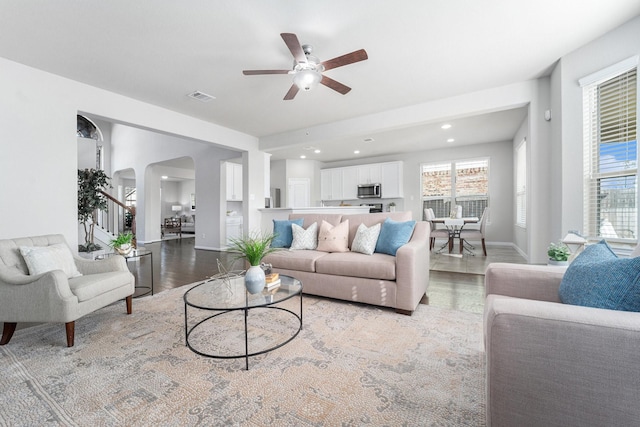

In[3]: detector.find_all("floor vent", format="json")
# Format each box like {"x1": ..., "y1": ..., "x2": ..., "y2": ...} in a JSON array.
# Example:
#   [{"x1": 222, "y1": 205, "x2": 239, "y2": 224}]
[{"x1": 187, "y1": 90, "x2": 216, "y2": 102}]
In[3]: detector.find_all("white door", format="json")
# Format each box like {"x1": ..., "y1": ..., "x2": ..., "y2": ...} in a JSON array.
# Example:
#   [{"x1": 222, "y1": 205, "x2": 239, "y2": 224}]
[{"x1": 288, "y1": 178, "x2": 310, "y2": 208}]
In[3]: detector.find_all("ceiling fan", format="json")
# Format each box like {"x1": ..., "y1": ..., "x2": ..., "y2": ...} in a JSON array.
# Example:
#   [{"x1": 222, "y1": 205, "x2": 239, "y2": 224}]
[{"x1": 243, "y1": 33, "x2": 368, "y2": 100}]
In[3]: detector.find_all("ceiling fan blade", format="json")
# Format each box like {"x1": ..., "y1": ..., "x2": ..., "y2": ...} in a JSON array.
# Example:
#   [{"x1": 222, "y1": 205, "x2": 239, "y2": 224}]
[
  {"x1": 281, "y1": 33, "x2": 307, "y2": 63},
  {"x1": 321, "y1": 49, "x2": 368, "y2": 71},
  {"x1": 320, "y1": 75, "x2": 351, "y2": 95},
  {"x1": 284, "y1": 84, "x2": 299, "y2": 100},
  {"x1": 242, "y1": 70, "x2": 290, "y2": 75}
]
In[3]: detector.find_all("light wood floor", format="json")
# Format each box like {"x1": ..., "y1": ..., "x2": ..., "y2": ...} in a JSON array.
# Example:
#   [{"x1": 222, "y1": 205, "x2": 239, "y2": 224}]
[{"x1": 135, "y1": 237, "x2": 527, "y2": 314}]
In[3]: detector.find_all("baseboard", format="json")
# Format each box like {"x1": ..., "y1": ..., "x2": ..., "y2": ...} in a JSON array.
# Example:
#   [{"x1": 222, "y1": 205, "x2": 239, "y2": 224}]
[{"x1": 194, "y1": 245, "x2": 225, "y2": 251}]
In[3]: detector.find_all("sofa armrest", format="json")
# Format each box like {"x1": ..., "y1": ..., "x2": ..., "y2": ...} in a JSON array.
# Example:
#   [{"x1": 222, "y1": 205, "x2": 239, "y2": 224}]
[
  {"x1": 485, "y1": 294, "x2": 640, "y2": 426},
  {"x1": 0, "y1": 268, "x2": 77, "y2": 321},
  {"x1": 395, "y1": 221, "x2": 430, "y2": 312},
  {"x1": 485, "y1": 262, "x2": 566, "y2": 303},
  {"x1": 74, "y1": 255, "x2": 129, "y2": 275}
]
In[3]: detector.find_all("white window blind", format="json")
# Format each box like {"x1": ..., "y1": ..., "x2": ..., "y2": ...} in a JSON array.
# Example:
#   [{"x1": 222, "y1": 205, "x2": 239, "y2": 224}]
[
  {"x1": 583, "y1": 66, "x2": 638, "y2": 241},
  {"x1": 516, "y1": 139, "x2": 527, "y2": 228}
]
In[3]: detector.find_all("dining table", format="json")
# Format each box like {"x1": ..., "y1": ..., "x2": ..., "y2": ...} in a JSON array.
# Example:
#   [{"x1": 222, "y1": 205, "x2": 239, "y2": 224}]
[{"x1": 431, "y1": 217, "x2": 479, "y2": 254}]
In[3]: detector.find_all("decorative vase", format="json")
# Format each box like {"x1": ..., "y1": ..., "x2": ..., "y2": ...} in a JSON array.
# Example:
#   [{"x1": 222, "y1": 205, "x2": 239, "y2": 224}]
[
  {"x1": 115, "y1": 244, "x2": 132, "y2": 256},
  {"x1": 245, "y1": 265, "x2": 266, "y2": 294},
  {"x1": 548, "y1": 259, "x2": 568, "y2": 266}
]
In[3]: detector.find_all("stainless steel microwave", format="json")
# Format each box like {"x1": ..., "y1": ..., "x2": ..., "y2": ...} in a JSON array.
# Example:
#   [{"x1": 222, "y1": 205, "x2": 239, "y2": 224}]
[{"x1": 357, "y1": 183, "x2": 382, "y2": 198}]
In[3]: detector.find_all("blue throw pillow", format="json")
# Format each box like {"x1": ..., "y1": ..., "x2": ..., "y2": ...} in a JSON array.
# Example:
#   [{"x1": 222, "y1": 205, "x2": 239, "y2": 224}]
[
  {"x1": 559, "y1": 240, "x2": 640, "y2": 312},
  {"x1": 271, "y1": 219, "x2": 304, "y2": 248},
  {"x1": 374, "y1": 218, "x2": 416, "y2": 256}
]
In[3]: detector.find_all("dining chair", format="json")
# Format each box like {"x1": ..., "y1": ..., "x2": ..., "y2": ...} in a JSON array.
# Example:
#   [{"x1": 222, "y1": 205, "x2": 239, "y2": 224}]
[
  {"x1": 459, "y1": 207, "x2": 489, "y2": 255},
  {"x1": 424, "y1": 208, "x2": 449, "y2": 250}
]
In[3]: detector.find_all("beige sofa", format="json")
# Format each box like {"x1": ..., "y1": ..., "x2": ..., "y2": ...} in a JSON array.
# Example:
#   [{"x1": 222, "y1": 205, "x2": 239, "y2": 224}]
[
  {"x1": 263, "y1": 212, "x2": 430, "y2": 315},
  {"x1": 484, "y1": 263, "x2": 640, "y2": 426},
  {"x1": 0, "y1": 234, "x2": 135, "y2": 347}
]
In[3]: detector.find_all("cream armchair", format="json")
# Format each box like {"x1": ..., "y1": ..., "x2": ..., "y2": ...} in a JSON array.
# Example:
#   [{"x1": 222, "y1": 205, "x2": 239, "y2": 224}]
[
  {"x1": 484, "y1": 263, "x2": 640, "y2": 426},
  {"x1": 0, "y1": 234, "x2": 135, "y2": 347}
]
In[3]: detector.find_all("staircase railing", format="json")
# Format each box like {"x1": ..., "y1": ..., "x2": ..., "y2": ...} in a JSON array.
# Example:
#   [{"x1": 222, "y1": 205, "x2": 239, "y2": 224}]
[{"x1": 97, "y1": 190, "x2": 136, "y2": 246}]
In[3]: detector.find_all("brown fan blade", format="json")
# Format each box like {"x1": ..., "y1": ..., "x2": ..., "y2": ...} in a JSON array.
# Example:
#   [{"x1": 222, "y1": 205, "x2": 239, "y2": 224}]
[
  {"x1": 281, "y1": 33, "x2": 307, "y2": 64},
  {"x1": 284, "y1": 84, "x2": 299, "y2": 100},
  {"x1": 243, "y1": 70, "x2": 290, "y2": 75},
  {"x1": 321, "y1": 75, "x2": 351, "y2": 95},
  {"x1": 321, "y1": 49, "x2": 368, "y2": 71}
]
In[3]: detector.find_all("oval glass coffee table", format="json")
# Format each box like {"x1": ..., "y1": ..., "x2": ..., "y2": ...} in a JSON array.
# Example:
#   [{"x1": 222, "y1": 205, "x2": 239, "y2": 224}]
[{"x1": 184, "y1": 273, "x2": 302, "y2": 370}]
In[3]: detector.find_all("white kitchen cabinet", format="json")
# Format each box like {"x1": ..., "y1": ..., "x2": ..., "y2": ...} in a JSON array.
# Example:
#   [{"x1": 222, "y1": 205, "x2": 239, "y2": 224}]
[
  {"x1": 381, "y1": 161, "x2": 403, "y2": 198},
  {"x1": 357, "y1": 164, "x2": 382, "y2": 184},
  {"x1": 341, "y1": 167, "x2": 358, "y2": 200},
  {"x1": 226, "y1": 216, "x2": 243, "y2": 246},
  {"x1": 322, "y1": 161, "x2": 403, "y2": 201},
  {"x1": 321, "y1": 168, "x2": 345, "y2": 201},
  {"x1": 226, "y1": 162, "x2": 242, "y2": 201}
]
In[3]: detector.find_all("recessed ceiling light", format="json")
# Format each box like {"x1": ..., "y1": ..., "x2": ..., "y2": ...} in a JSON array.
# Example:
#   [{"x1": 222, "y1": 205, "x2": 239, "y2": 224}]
[
  {"x1": 300, "y1": 155, "x2": 306, "y2": 159},
  {"x1": 314, "y1": 149, "x2": 321, "y2": 154},
  {"x1": 161, "y1": 175, "x2": 168, "y2": 180},
  {"x1": 441, "y1": 124, "x2": 452, "y2": 130},
  {"x1": 354, "y1": 150, "x2": 360, "y2": 154},
  {"x1": 447, "y1": 138, "x2": 455, "y2": 143}
]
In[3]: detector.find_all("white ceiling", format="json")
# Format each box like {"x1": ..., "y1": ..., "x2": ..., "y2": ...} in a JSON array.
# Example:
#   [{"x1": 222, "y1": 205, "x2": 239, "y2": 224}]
[{"x1": 1, "y1": 1, "x2": 639, "y2": 162}]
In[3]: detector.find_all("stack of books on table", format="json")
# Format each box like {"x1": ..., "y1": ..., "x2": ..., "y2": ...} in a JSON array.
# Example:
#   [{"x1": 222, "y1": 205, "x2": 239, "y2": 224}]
[{"x1": 265, "y1": 273, "x2": 281, "y2": 290}]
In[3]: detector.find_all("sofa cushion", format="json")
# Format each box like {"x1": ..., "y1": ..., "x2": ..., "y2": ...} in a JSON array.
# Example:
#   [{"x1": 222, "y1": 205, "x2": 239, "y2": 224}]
[
  {"x1": 289, "y1": 214, "x2": 343, "y2": 229},
  {"x1": 375, "y1": 218, "x2": 416, "y2": 256},
  {"x1": 19, "y1": 243, "x2": 82, "y2": 278},
  {"x1": 68, "y1": 271, "x2": 133, "y2": 302},
  {"x1": 351, "y1": 222, "x2": 381, "y2": 255},
  {"x1": 344, "y1": 212, "x2": 412, "y2": 247},
  {"x1": 290, "y1": 222, "x2": 318, "y2": 250},
  {"x1": 315, "y1": 252, "x2": 396, "y2": 280},
  {"x1": 559, "y1": 240, "x2": 640, "y2": 312},
  {"x1": 317, "y1": 220, "x2": 350, "y2": 253},
  {"x1": 263, "y1": 250, "x2": 327, "y2": 273},
  {"x1": 271, "y1": 218, "x2": 304, "y2": 248}
]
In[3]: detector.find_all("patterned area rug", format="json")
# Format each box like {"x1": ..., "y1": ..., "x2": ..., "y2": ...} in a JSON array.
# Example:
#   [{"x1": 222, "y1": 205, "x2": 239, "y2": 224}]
[{"x1": 0, "y1": 284, "x2": 485, "y2": 426}]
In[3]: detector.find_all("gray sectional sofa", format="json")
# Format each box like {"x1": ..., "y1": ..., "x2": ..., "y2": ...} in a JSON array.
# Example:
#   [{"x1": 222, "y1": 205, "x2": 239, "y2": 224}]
[{"x1": 262, "y1": 211, "x2": 430, "y2": 314}]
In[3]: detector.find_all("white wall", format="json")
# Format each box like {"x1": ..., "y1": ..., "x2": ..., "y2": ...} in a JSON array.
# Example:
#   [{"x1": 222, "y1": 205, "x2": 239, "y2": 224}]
[
  {"x1": 110, "y1": 124, "x2": 240, "y2": 247},
  {"x1": 554, "y1": 15, "x2": 640, "y2": 239},
  {"x1": 0, "y1": 56, "x2": 258, "y2": 250}
]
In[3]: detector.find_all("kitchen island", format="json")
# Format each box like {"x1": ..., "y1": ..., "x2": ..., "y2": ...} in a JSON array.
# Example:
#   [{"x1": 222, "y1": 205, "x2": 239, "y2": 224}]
[{"x1": 259, "y1": 206, "x2": 371, "y2": 234}]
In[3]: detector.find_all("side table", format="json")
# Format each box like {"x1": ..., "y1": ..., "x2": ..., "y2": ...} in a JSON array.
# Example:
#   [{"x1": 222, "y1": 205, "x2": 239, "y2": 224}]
[{"x1": 104, "y1": 249, "x2": 154, "y2": 297}]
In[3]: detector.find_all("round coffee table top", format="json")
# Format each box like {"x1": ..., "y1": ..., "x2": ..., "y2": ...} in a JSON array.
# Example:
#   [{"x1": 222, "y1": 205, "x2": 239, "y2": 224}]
[{"x1": 184, "y1": 273, "x2": 302, "y2": 311}]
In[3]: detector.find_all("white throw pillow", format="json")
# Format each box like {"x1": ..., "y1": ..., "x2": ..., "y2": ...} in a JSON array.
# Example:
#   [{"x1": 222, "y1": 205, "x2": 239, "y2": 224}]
[
  {"x1": 351, "y1": 222, "x2": 381, "y2": 255},
  {"x1": 19, "y1": 243, "x2": 82, "y2": 278},
  {"x1": 290, "y1": 222, "x2": 318, "y2": 250}
]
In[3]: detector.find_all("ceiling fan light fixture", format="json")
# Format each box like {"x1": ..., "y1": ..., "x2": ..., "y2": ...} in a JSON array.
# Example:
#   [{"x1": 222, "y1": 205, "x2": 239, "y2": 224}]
[{"x1": 293, "y1": 69, "x2": 322, "y2": 91}]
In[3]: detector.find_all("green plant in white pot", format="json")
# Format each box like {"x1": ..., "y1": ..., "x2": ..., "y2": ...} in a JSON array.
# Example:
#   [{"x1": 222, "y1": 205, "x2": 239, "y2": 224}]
[
  {"x1": 109, "y1": 232, "x2": 135, "y2": 256},
  {"x1": 547, "y1": 242, "x2": 570, "y2": 265},
  {"x1": 228, "y1": 232, "x2": 279, "y2": 294}
]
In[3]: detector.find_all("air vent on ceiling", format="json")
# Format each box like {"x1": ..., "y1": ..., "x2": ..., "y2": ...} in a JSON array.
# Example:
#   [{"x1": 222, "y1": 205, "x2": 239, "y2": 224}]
[{"x1": 187, "y1": 90, "x2": 216, "y2": 102}]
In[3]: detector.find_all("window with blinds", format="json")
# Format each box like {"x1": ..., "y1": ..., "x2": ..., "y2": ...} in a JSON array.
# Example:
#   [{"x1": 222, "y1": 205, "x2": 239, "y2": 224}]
[
  {"x1": 516, "y1": 139, "x2": 527, "y2": 228},
  {"x1": 582, "y1": 65, "x2": 637, "y2": 241},
  {"x1": 422, "y1": 159, "x2": 489, "y2": 219}
]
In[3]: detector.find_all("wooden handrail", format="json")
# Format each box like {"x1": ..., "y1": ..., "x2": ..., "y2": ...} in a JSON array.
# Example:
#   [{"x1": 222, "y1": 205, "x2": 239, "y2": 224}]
[{"x1": 100, "y1": 190, "x2": 135, "y2": 214}]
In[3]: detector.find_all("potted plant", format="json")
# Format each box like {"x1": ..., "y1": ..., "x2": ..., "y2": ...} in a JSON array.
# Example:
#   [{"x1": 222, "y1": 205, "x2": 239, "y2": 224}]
[
  {"x1": 109, "y1": 232, "x2": 135, "y2": 256},
  {"x1": 78, "y1": 168, "x2": 111, "y2": 253},
  {"x1": 228, "y1": 232, "x2": 279, "y2": 294},
  {"x1": 547, "y1": 242, "x2": 570, "y2": 266}
]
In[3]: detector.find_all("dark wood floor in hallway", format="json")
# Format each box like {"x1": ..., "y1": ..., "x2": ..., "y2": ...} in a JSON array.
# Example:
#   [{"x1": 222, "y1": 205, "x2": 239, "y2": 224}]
[{"x1": 133, "y1": 237, "x2": 527, "y2": 314}]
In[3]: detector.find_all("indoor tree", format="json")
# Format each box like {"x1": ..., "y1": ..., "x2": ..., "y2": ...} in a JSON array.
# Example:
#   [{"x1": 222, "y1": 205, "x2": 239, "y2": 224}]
[{"x1": 78, "y1": 168, "x2": 111, "y2": 252}]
